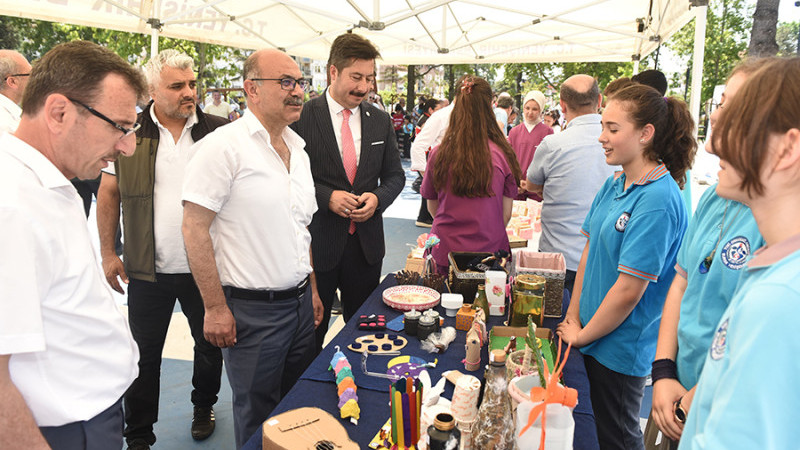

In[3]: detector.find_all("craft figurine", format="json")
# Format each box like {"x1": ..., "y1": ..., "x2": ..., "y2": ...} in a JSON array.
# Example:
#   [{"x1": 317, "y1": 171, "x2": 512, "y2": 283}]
[
  {"x1": 330, "y1": 347, "x2": 360, "y2": 425},
  {"x1": 421, "y1": 234, "x2": 445, "y2": 292},
  {"x1": 463, "y1": 309, "x2": 487, "y2": 372}
]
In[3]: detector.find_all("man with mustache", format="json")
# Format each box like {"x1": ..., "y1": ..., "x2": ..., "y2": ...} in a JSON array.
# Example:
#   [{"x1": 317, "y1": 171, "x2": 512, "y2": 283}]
[
  {"x1": 291, "y1": 33, "x2": 404, "y2": 352},
  {"x1": 0, "y1": 40, "x2": 144, "y2": 450},
  {"x1": 182, "y1": 48, "x2": 323, "y2": 449},
  {"x1": 96, "y1": 49, "x2": 227, "y2": 450}
]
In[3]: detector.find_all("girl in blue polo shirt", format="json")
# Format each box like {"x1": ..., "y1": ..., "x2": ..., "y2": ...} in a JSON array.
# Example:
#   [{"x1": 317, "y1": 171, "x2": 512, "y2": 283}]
[
  {"x1": 679, "y1": 57, "x2": 800, "y2": 449},
  {"x1": 647, "y1": 60, "x2": 766, "y2": 449},
  {"x1": 557, "y1": 84, "x2": 696, "y2": 450}
]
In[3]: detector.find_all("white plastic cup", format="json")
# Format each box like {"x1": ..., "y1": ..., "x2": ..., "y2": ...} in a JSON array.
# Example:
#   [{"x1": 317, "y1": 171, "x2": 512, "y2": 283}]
[
  {"x1": 515, "y1": 401, "x2": 574, "y2": 450},
  {"x1": 441, "y1": 293, "x2": 464, "y2": 317}
]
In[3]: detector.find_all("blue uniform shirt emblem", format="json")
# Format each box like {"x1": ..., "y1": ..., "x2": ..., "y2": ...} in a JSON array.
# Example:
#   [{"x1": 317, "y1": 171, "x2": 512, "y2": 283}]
[{"x1": 720, "y1": 236, "x2": 750, "y2": 270}]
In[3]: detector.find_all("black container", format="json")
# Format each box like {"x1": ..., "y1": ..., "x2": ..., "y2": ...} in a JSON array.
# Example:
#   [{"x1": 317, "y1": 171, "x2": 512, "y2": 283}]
[
  {"x1": 417, "y1": 315, "x2": 436, "y2": 341},
  {"x1": 404, "y1": 310, "x2": 421, "y2": 337},
  {"x1": 428, "y1": 412, "x2": 460, "y2": 450}
]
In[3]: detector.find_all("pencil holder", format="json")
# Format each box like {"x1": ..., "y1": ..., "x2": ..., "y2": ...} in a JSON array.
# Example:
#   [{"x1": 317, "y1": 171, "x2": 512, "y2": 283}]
[{"x1": 390, "y1": 376, "x2": 423, "y2": 449}]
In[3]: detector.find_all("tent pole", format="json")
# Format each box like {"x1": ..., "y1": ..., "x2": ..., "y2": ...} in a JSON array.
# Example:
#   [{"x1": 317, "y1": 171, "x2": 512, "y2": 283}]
[
  {"x1": 633, "y1": 60, "x2": 640, "y2": 74},
  {"x1": 150, "y1": 0, "x2": 160, "y2": 58},
  {"x1": 684, "y1": 4, "x2": 707, "y2": 216},
  {"x1": 689, "y1": 5, "x2": 707, "y2": 131}
]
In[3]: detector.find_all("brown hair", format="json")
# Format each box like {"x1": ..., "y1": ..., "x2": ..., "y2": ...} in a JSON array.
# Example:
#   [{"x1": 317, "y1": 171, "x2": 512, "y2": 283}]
[
  {"x1": 609, "y1": 84, "x2": 697, "y2": 188},
  {"x1": 712, "y1": 57, "x2": 800, "y2": 196},
  {"x1": 431, "y1": 75, "x2": 522, "y2": 197},
  {"x1": 604, "y1": 77, "x2": 633, "y2": 100},
  {"x1": 327, "y1": 33, "x2": 381, "y2": 74},
  {"x1": 22, "y1": 40, "x2": 146, "y2": 116},
  {"x1": 560, "y1": 79, "x2": 599, "y2": 112}
]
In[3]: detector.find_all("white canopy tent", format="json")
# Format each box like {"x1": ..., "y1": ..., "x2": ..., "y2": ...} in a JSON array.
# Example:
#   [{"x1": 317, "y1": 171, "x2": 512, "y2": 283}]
[{"x1": 0, "y1": 0, "x2": 707, "y2": 120}]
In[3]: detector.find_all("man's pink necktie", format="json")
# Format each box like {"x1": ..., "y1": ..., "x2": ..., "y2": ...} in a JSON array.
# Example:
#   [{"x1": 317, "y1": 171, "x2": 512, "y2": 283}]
[{"x1": 341, "y1": 109, "x2": 357, "y2": 234}]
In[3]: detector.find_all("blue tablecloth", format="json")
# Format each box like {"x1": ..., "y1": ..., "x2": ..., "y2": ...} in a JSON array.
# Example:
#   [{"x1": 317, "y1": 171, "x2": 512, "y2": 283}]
[{"x1": 244, "y1": 275, "x2": 599, "y2": 449}]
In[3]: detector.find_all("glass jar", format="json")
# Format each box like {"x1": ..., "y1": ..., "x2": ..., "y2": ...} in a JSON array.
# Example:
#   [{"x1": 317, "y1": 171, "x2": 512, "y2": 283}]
[
  {"x1": 510, "y1": 274, "x2": 546, "y2": 327},
  {"x1": 425, "y1": 310, "x2": 441, "y2": 332},
  {"x1": 428, "y1": 412, "x2": 461, "y2": 450},
  {"x1": 404, "y1": 309, "x2": 421, "y2": 337},
  {"x1": 417, "y1": 315, "x2": 436, "y2": 341}
]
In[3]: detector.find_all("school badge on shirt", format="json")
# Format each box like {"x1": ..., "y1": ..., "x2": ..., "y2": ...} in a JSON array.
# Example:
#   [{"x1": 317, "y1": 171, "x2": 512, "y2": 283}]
[
  {"x1": 710, "y1": 318, "x2": 729, "y2": 360},
  {"x1": 615, "y1": 212, "x2": 631, "y2": 232},
  {"x1": 720, "y1": 236, "x2": 750, "y2": 270}
]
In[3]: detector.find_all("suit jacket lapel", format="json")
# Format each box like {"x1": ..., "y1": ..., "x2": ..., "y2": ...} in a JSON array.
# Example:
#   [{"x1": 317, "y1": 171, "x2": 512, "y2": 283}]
[{"x1": 314, "y1": 95, "x2": 350, "y2": 184}]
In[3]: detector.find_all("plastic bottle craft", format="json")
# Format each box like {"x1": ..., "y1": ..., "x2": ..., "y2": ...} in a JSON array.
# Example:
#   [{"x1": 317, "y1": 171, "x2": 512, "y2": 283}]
[{"x1": 330, "y1": 346, "x2": 360, "y2": 425}]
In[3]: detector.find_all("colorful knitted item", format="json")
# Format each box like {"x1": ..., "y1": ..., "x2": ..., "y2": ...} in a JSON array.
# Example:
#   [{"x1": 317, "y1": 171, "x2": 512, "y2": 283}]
[{"x1": 330, "y1": 346, "x2": 360, "y2": 424}]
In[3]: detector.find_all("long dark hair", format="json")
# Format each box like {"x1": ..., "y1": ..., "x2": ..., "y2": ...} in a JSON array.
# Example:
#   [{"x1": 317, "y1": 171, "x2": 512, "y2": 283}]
[
  {"x1": 431, "y1": 75, "x2": 521, "y2": 197},
  {"x1": 609, "y1": 84, "x2": 697, "y2": 188}
]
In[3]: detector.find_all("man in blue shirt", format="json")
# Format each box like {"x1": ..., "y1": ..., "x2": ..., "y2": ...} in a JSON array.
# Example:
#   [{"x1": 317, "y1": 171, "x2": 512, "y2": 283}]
[{"x1": 526, "y1": 74, "x2": 619, "y2": 294}]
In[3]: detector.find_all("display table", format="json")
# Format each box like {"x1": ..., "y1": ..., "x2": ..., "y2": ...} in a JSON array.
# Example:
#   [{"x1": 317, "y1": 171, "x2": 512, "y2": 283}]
[{"x1": 243, "y1": 275, "x2": 599, "y2": 449}]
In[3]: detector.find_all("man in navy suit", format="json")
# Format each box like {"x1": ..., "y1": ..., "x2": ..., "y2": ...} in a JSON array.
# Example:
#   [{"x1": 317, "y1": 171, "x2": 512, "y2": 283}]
[{"x1": 291, "y1": 33, "x2": 405, "y2": 352}]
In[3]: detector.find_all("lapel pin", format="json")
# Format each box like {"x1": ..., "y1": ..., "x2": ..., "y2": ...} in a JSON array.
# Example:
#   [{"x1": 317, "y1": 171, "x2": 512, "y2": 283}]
[{"x1": 366, "y1": 111, "x2": 371, "y2": 117}]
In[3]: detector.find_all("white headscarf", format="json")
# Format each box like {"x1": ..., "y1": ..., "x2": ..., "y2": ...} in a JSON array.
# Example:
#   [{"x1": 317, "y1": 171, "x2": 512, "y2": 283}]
[{"x1": 522, "y1": 90, "x2": 546, "y2": 130}]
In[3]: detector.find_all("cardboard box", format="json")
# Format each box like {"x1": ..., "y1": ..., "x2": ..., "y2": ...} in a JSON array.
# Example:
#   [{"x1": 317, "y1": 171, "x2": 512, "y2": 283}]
[
  {"x1": 405, "y1": 253, "x2": 425, "y2": 274},
  {"x1": 488, "y1": 325, "x2": 556, "y2": 371}
]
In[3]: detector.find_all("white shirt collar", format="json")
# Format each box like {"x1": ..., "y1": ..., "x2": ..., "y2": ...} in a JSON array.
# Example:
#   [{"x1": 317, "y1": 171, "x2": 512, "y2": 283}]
[
  {"x1": 0, "y1": 93, "x2": 22, "y2": 119},
  {"x1": 2, "y1": 133, "x2": 71, "y2": 189},
  {"x1": 326, "y1": 88, "x2": 359, "y2": 118},
  {"x1": 240, "y1": 107, "x2": 306, "y2": 151},
  {"x1": 149, "y1": 104, "x2": 198, "y2": 132}
]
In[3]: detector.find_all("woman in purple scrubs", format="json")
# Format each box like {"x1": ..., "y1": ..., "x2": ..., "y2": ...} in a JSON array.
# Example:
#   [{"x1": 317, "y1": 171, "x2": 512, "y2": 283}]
[{"x1": 421, "y1": 75, "x2": 522, "y2": 274}]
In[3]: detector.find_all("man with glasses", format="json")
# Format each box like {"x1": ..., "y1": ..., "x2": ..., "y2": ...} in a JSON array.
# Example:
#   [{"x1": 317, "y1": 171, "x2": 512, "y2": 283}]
[
  {"x1": 291, "y1": 33, "x2": 404, "y2": 353},
  {"x1": 0, "y1": 40, "x2": 145, "y2": 450},
  {"x1": 0, "y1": 49, "x2": 31, "y2": 132},
  {"x1": 182, "y1": 48, "x2": 323, "y2": 449},
  {"x1": 96, "y1": 49, "x2": 226, "y2": 450}
]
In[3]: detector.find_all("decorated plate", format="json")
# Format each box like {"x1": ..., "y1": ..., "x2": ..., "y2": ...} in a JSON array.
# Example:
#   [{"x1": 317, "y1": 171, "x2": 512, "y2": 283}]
[{"x1": 382, "y1": 285, "x2": 440, "y2": 311}]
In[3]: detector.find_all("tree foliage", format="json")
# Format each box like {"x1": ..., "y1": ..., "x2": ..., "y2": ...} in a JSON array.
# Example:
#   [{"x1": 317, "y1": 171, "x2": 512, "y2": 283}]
[
  {"x1": 0, "y1": 16, "x2": 248, "y2": 95},
  {"x1": 776, "y1": 21, "x2": 799, "y2": 56},
  {"x1": 665, "y1": 0, "x2": 752, "y2": 107}
]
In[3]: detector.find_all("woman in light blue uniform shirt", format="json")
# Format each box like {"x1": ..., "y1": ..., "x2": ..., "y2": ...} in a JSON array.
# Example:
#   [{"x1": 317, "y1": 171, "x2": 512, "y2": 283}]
[
  {"x1": 558, "y1": 84, "x2": 696, "y2": 449},
  {"x1": 647, "y1": 60, "x2": 765, "y2": 449},
  {"x1": 679, "y1": 57, "x2": 800, "y2": 449}
]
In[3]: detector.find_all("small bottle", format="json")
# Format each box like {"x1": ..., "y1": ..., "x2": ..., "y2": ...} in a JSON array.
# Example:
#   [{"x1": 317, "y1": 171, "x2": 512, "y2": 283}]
[
  {"x1": 404, "y1": 309, "x2": 421, "y2": 337},
  {"x1": 471, "y1": 350, "x2": 515, "y2": 449},
  {"x1": 417, "y1": 315, "x2": 436, "y2": 341},
  {"x1": 428, "y1": 412, "x2": 461, "y2": 450},
  {"x1": 473, "y1": 284, "x2": 490, "y2": 319}
]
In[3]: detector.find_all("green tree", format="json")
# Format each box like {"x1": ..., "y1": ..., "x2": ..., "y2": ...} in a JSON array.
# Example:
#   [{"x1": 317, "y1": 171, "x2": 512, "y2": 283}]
[
  {"x1": 1, "y1": 16, "x2": 247, "y2": 95},
  {"x1": 776, "y1": 21, "x2": 799, "y2": 56},
  {"x1": 665, "y1": 0, "x2": 752, "y2": 109}
]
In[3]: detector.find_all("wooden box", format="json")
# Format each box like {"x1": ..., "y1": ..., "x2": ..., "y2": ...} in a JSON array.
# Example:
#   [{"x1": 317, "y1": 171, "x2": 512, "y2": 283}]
[{"x1": 455, "y1": 305, "x2": 477, "y2": 331}]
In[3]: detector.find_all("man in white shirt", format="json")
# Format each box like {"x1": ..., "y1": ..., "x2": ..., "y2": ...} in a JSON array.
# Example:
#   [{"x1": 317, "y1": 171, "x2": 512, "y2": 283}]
[
  {"x1": 182, "y1": 48, "x2": 323, "y2": 449},
  {"x1": 0, "y1": 40, "x2": 144, "y2": 450},
  {"x1": 203, "y1": 90, "x2": 233, "y2": 119},
  {"x1": 0, "y1": 49, "x2": 31, "y2": 132},
  {"x1": 96, "y1": 50, "x2": 227, "y2": 450},
  {"x1": 410, "y1": 101, "x2": 454, "y2": 227}
]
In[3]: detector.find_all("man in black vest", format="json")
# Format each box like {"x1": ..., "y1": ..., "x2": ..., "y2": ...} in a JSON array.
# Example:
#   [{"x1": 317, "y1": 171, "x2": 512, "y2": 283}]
[{"x1": 96, "y1": 49, "x2": 227, "y2": 450}]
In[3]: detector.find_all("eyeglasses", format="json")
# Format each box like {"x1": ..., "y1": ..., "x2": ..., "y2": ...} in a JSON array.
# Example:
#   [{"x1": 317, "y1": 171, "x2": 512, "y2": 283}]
[
  {"x1": 68, "y1": 98, "x2": 141, "y2": 138},
  {"x1": 3, "y1": 73, "x2": 30, "y2": 81},
  {"x1": 249, "y1": 77, "x2": 310, "y2": 92}
]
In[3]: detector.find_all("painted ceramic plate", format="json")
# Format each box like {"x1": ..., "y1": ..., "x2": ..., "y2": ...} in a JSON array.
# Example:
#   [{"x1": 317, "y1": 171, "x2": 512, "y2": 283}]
[{"x1": 382, "y1": 285, "x2": 440, "y2": 311}]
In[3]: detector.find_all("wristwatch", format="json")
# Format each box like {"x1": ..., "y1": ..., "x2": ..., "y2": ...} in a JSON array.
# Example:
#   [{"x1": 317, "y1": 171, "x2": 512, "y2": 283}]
[{"x1": 674, "y1": 396, "x2": 687, "y2": 424}]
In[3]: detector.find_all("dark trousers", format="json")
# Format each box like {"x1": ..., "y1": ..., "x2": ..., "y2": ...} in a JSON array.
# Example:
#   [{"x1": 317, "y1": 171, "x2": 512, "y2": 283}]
[
  {"x1": 124, "y1": 274, "x2": 223, "y2": 445},
  {"x1": 314, "y1": 232, "x2": 382, "y2": 353},
  {"x1": 223, "y1": 285, "x2": 316, "y2": 449},
  {"x1": 40, "y1": 398, "x2": 124, "y2": 450},
  {"x1": 584, "y1": 354, "x2": 646, "y2": 450},
  {"x1": 417, "y1": 196, "x2": 432, "y2": 223},
  {"x1": 565, "y1": 269, "x2": 577, "y2": 297}
]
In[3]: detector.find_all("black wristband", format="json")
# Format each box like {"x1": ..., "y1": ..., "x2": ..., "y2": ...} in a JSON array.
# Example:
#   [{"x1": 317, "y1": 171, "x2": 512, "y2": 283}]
[{"x1": 651, "y1": 358, "x2": 678, "y2": 382}]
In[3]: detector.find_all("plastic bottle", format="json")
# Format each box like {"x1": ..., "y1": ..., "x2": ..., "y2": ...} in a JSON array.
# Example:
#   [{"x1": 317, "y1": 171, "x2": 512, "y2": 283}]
[
  {"x1": 428, "y1": 412, "x2": 461, "y2": 450},
  {"x1": 471, "y1": 350, "x2": 515, "y2": 449}
]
